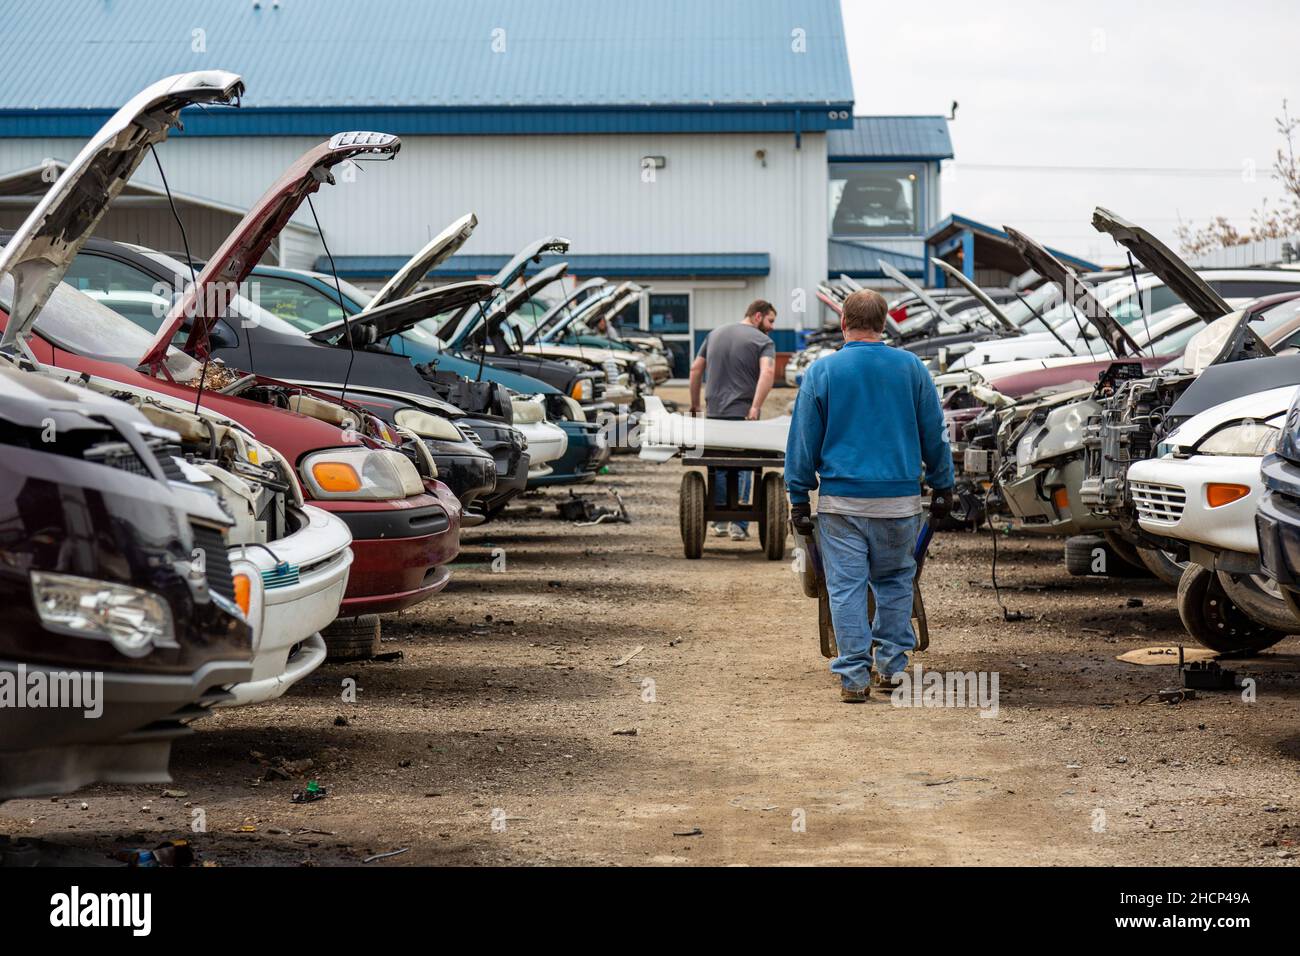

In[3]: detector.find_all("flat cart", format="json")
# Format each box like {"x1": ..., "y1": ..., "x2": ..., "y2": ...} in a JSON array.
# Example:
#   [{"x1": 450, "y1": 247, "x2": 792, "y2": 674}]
[{"x1": 679, "y1": 450, "x2": 787, "y2": 560}]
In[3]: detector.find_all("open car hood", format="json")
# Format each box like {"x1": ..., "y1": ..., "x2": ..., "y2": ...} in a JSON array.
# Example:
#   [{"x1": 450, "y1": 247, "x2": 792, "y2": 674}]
[
  {"x1": 458, "y1": 261, "x2": 569, "y2": 348},
  {"x1": 140, "y1": 130, "x2": 401, "y2": 371},
  {"x1": 1091, "y1": 207, "x2": 1231, "y2": 323},
  {"x1": 0, "y1": 71, "x2": 244, "y2": 355},
  {"x1": 528, "y1": 277, "x2": 608, "y2": 343},
  {"x1": 310, "y1": 279, "x2": 498, "y2": 345},
  {"x1": 491, "y1": 235, "x2": 570, "y2": 289},
  {"x1": 878, "y1": 260, "x2": 952, "y2": 334},
  {"x1": 930, "y1": 258, "x2": 1019, "y2": 334},
  {"x1": 547, "y1": 281, "x2": 642, "y2": 341},
  {"x1": 1005, "y1": 224, "x2": 1142, "y2": 358},
  {"x1": 366, "y1": 213, "x2": 477, "y2": 309}
]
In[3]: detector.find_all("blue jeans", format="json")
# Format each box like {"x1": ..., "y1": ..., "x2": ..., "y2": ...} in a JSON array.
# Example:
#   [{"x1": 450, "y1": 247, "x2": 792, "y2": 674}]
[
  {"x1": 817, "y1": 512, "x2": 920, "y2": 689},
  {"x1": 710, "y1": 467, "x2": 752, "y2": 533}
]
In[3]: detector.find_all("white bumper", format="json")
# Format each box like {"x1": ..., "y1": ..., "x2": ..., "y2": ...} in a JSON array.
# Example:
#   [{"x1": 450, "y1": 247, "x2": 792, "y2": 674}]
[
  {"x1": 517, "y1": 420, "x2": 568, "y2": 474},
  {"x1": 1128, "y1": 455, "x2": 1264, "y2": 555},
  {"x1": 222, "y1": 505, "x2": 353, "y2": 707}
]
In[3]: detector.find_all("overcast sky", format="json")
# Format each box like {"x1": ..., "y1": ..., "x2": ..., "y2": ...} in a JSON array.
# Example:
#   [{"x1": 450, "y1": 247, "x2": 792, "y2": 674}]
[{"x1": 840, "y1": 0, "x2": 1298, "y2": 264}]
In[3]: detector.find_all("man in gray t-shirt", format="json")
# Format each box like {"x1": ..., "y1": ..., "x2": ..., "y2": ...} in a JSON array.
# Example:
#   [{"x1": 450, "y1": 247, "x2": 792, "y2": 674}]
[{"x1": 687, "y1": 300, "x2": 778, "y2": 539}]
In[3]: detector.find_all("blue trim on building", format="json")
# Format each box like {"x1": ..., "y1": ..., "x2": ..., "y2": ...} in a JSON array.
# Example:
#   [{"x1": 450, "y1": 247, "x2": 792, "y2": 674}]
[
  {"x1": 693, "y1": 328, "x2": 799, "y2": 354},
  {"x1": 320, "y1": 252, "x2": 771, "y2": 280}
]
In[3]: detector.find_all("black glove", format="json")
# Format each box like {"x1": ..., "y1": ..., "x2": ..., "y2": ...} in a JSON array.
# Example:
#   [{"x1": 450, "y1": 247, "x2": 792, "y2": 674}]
[
  {"x1": 929, "y1": 488, "x2": 954, "y2": 521},
  {"x1": 790, "y1": 502, "x2": 815, "y2": 536}
]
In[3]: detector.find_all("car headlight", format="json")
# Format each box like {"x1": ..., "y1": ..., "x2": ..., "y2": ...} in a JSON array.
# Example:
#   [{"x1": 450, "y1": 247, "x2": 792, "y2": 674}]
[
  {"x1": 569, "y1": 378, "x2": 593, "y2": 402},
  {"x1": 394, "y1": 407, "x2": 463, "y2": 442},
  {"x1": 1196, "y1": 422, "x2": 1281, "y2": 457},
  {"x1": 30, "y1": 571, "x2": 178, "y2": 658},
  {"x1": 299, "y1": 447, "x2": 424, "y2": 500},
  {"x1": 512, "y1": 398, "x2": 546, "y2": 424}
]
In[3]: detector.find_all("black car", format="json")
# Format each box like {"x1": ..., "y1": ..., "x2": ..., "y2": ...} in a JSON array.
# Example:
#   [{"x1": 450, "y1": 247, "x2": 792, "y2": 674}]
[
  {"x1": 1256, "y1": 387, "x2": 1300, "y2": 619},
  {"x1": 0, "y1": 364, "x2": 253, "y2": 799}
]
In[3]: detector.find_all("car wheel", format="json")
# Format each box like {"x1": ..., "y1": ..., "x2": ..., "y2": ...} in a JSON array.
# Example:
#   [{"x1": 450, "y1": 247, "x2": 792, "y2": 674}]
[
  {"x1": 1216, "y1": 571, "x2": 1300, "y2": 633},
  {"x1": 1176, "y1": 564, "x2": 1288, "y2": 654},
  {"x1": 322, "y1": 615, "x2": 382, "y2": 662},
  {"x1": 679, "y1": 471, "x2": 705, "y2": 560},
  {"x1": 1136, "y1": 547, "x2": 1188, "y2": 587}
]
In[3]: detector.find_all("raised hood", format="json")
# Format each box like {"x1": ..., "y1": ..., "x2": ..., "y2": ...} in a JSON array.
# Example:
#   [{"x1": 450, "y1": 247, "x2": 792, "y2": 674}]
[
  {"x1": 1005, "y1": 224, "x2": 1142, "y2": 358},
  {"x1": 878, "y1": 260, "x2": 952, "y2": 334},
  {"x1": 140, "y1": 130, "x2": 401, "y2": 371},
  {"x1": 1091, "y1": 207, "x2": 1231, "y2": 323},
  {"x1": 310, "y1": 279, "x2": 499, "y2": 345},
  {"x1": 491, "y1": 236, "x2": 571, "y2": 289},
  {"x1": 930, "y1": 258, "x2": 1019, "y2": 333},
  {"x1": 458, "y1": 261, "x2": 570, "y2": 348},
  {"x1": 0, "y1": 71, "x2": 244, "y2": 355},
  {"x1": 366, "y1": 213, "x2": 477, "y2": 309},
  {"x1": 528, "y1": 277, "x2": 608, "y2": 343},
  {"x1": 546, "y1": 281, "x2": 640, "y2": 341}
]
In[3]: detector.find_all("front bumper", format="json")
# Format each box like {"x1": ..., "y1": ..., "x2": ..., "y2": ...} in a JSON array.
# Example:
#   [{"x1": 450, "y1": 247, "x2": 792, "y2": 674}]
[
  {"x1": 319, "y1": 482, "x2": 460, "y2": 615},
  {"x1": 1128, "y1": 454, "x2": 1263, "y2": 555},
  {"x1": 517, "y1": 420, "x2": 568, "y2": 472},
  {"x1": 529, "y1": 420, "x2": 608, "y2": 487},
  {"x1": 424, "y1": 439, "x2": 497, "y2": 508},
  {"x1": 1256, "y1": 453, "x2": 1300, "y2": 586},
  {"x1": 1001, "y1": 456, "x2": 1113, "y2": 535},
  {"x1": 222, "y1": 633, "x2": 328, "y2": 708},
  {"x1": 222, "y1": 505, "x2": 351, "y2": 705}
]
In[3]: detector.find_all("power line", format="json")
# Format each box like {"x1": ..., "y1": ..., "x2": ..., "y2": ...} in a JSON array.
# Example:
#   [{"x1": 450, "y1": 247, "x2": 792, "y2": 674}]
[{"x1": 951, "y1": 162, "x2": 1251, "y2": 177}]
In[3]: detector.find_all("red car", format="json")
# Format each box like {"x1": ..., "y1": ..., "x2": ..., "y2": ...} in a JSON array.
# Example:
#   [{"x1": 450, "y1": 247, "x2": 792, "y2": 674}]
[{"x1": 0, "y1": 71, "x2": 459, "y2": 616}]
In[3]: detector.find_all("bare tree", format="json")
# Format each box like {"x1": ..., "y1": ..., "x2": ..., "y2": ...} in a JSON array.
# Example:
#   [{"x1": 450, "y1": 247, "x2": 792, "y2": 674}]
[{"x1": 1175, "y1": 100, "x2": 1300, "y2": 256}]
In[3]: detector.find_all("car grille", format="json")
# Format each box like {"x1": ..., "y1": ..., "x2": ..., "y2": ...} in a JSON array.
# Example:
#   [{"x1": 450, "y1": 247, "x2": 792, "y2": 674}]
[
  {"x1": 1130, "y1": 481, "x2": 1186, "y2": 524},
  {"x1": 191, "y1": 523, "x2": 235, "y2": 601},
  {"x1": 463, "y1": 428, "x2": 483, "y2": 448},
  {"x1": 260, "y1": 562, "x2": 301, "y2": 590}
]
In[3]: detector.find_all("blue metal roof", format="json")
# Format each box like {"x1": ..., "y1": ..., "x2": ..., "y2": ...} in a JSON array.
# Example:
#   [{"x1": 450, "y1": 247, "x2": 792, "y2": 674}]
[
  {"x1": 321, "y1": 253, "x2": 771, "y2": 280},
  {"x1": 828, "y1": 116, "x2": 953, "y2": 161},
  {"x1": 0, "y1": 0, "x2": 853, "y2": 137},
  {"x1": 827, "y1": 240, "x2": 925, "y2": 279}
]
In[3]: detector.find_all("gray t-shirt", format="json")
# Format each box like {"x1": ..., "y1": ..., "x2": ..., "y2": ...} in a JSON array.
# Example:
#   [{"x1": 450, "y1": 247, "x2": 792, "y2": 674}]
[
  {"x1": 700, "y1": 322, "x2": 776, "y2": 418},
  {"x1": 819, "y1": 494, "x2": 921, "y2": 518}
]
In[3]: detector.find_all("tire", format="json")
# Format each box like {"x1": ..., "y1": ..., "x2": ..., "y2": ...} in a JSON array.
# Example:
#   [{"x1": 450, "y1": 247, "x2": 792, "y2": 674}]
[
  {"x1": 1136, "y1": 547, "x2": 1188, "y2": 587},
  {"x1": 679, "y1": 470, "x2": 706, "y2": 560},
  {"x1": 322, "y1": 615, "x2": 382, "y2": 662},
  {"x1": 1102, "y1": 530, "x2": 1149, "y2": 573},
  {"x1": 762, "y1": 472, "x2": 786, "y2": 561},
  {"x1": 1176, "y1": 564, "x2": 1288, "y2": 654},
  {"x1": 1064, "y1": 534, "x2": 1106, "y2": 576},
  {"x1": 1216, "y1": 571, "x2": 1300, "y2": 633}
]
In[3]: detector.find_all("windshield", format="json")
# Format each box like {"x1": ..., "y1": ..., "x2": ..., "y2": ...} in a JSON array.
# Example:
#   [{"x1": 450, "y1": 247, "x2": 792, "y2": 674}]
[
  {"x1": 1251, "y1": 296, "x2": 1300, "y2": 339},
  {"x1": 140, "y1": 252, "x2": 309, "y2": 338},
  {"x1": 1, "y1": 274, "x2": 200, "y2": 378}
]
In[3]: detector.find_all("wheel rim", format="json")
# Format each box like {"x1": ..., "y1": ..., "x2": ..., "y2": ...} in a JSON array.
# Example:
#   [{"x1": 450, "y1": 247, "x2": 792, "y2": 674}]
[
  {"x1": 1251, "y1": 574, "x2": 1284, "y2": 601},
  {"x1": 1203, "y1": 584, "x2": 1276, "y2": 640}
]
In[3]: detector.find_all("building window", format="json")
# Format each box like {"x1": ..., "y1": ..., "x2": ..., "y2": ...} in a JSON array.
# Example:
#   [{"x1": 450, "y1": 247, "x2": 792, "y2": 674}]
[{"x1": 829, "y1": 163, "x2": 923, "y2": 237}]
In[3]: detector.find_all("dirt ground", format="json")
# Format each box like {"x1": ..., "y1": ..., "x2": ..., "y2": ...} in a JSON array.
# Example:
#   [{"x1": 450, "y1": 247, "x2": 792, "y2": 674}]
[{"x1": 6, "y1": 385, "x2": 1300, "y2": 867}]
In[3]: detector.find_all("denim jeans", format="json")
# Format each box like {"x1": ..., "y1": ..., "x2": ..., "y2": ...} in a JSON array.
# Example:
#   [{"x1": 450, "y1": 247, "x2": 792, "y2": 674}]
[
  {"x1": 710, "y1": 467, "x2": 752, "y2": 533},
  {"x1": 817, "y1": 511, "x2": 920, "y2": 689}
]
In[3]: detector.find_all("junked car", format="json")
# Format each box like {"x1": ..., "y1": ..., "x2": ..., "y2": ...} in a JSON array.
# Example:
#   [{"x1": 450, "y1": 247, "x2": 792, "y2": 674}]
[
  {"x1": 0, "y1": 73, "x2": 461, "y2": 620},
  {"x1": 0, "y1": 364, "x2": 254, "y2": 799}
]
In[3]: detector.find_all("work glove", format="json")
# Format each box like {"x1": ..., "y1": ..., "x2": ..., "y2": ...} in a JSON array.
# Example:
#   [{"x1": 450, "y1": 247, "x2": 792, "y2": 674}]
[
  {"x1": 790, "y1": 501, "x2": 815, "y2": 536},
  {"x1": 929, "y1": 488, "x2": 954, "y2": 521}
]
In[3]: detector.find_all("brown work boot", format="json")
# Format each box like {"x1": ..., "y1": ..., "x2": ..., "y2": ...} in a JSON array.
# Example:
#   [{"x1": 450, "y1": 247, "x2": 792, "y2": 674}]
[
  {"x1": 871, "y1": 670, "x2": 901, "y2": 691},
  {"x1": 840, "y1": 685, "x2": 869, "y2": 703}
]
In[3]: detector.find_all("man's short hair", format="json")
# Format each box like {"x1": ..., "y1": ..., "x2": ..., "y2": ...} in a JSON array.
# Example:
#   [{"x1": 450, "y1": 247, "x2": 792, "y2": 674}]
[
  {"x1": 841, "y1": 289, "x2": 888, "y2": 333},
  {"x1": 745, "y1": 299, "x2": 776, "y2": 319}
]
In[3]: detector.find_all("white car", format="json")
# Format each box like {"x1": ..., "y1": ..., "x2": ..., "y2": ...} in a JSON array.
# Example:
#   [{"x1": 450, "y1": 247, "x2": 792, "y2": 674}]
[
  {"x1": 512, "y1": 397, "x2": 569, "y2": 479},
  {"x1": 1128, "y1": 385, "x2": 1297, "y2": 648}
]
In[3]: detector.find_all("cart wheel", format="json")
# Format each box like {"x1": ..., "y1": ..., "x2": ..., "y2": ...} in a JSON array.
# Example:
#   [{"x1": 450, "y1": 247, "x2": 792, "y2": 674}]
[
  {"x1": 761, "y1": 472, "x2": 786, "y2": 560},
  {"x1": 679, "y1": 471, "x2": 706, "y2": 559}
]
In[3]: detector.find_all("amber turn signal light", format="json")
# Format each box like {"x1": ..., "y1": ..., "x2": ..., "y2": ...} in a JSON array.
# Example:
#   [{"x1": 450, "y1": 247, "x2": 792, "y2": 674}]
[
  {"x1": 311, "y1": 461, "x2": 362, "y2": 493},
  {"x1": 1052, "y1": 487, "x2": 1070, "y2": 512},
  {"x1": 233, "y1": 573, "x2": 252, "y2": 617},
  {"x1": 1205, "y1": 483, "x2": 1250, "y2": 508}
]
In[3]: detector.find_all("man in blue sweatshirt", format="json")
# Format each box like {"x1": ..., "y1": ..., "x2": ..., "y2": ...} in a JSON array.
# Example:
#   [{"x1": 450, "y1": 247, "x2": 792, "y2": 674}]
[{"x1": 785, "y1": 289, "x2": 954, "y2": 703}]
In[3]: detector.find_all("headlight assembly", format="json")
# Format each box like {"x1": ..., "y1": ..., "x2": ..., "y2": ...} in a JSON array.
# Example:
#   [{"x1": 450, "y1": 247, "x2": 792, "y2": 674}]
[
  {"x1": 1196, "y1": 421, "x2": 1281, "y2": 457},
  {"x1": 30, "y1": 571, "x2": 178, "y2": 658},
  {"x1": 299, "y1": 447, "x2": 424, "y2": 500},
  {"x1": 569, "y1": 378, "x2": 593, "y2": 402},
  {"x1": 511, "y1": 399, "x2": 546, "y2": 424},
  {"x1": 394, "y1": 407, "x2": 463, "y2": 442}
]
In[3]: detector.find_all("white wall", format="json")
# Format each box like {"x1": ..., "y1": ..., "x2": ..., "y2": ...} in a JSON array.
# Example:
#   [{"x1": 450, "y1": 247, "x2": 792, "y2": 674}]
[{"x1": 0, "y1": 131, "x2": 828, "y2": 337}]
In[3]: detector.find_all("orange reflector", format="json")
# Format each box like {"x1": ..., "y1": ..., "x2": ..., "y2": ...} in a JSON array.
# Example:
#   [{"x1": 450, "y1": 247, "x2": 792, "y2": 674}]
[
  {"x1": 1206, "y1": 483, "x2": 1250, "y2": 508},
  {"x1": 312, "y1": 461, "x2": 361, "y2": 493},
  {"x1": 233, "y1": 573, "x2": 251, "y2": 617},
  {"x1": 1052, "y1": 487, "x2": 1069, "y2": 512}
]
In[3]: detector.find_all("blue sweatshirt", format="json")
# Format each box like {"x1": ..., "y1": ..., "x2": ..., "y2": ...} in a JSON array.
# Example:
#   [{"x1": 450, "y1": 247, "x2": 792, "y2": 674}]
[{"x1": 785, "y1": 341, "x2": 954, "y2": 505}]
